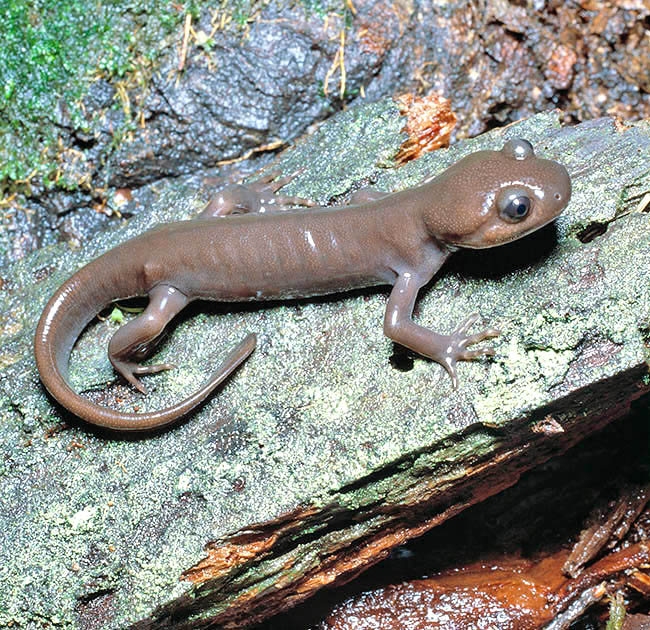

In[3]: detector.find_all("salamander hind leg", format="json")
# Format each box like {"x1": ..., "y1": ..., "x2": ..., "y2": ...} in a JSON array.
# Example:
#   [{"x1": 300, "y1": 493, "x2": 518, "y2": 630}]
[
  {"x1": 108, "y1": 284, "x2": 190, "y2": 393},
  {"x1": 198, "y1": 170, "x2": 315, "y2": 219}
]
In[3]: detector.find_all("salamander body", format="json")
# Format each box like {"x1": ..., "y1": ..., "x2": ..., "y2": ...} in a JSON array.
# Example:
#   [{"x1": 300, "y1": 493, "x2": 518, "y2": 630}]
[{"x1": 34, "y1": 139, "x2": 571, "y2": 431}]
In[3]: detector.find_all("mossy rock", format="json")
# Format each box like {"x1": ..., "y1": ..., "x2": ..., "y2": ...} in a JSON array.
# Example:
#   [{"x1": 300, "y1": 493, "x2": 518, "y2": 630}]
[{"x1": 1, "y1": 101, "x2": 649, "y2": 628}]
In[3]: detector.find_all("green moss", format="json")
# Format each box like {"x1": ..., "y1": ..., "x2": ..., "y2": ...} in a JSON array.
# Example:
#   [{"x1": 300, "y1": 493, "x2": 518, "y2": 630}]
[
  {"x1": 299, "y1": 0, "x2": 343, "y2": 18},
  {"x1": 0, "y1": 0, "x2": 359, "y2": 200},
  {"x1": 605, "y1": 592, "x2": 626, "y2": 630},
  {"x1": 0, "y1": 0, "x2": 182, "y2": 194},
  {"x1": 109, "y1": 306, "x2": 124, "y2": 324}
]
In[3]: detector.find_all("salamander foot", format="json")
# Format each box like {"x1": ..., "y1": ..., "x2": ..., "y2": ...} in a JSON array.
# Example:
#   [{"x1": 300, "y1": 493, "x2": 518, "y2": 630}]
[
  {"x1": 111, "y1": 359, "x2": 175, "y2": 394},
  {"x1": 441, "y1": 313, "x2": 500, "y2": 389}
]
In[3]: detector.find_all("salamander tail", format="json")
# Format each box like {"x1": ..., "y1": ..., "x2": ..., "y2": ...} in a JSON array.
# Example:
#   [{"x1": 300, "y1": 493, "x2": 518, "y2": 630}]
[{"x1": 34, "y1": 279, "x2": 257, "y2": 431}]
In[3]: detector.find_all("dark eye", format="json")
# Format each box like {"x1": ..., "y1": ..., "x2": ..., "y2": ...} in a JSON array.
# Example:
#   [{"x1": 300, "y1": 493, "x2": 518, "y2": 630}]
[{"x1": 499, "y1": 190, "x2": 532, "y2": 222}]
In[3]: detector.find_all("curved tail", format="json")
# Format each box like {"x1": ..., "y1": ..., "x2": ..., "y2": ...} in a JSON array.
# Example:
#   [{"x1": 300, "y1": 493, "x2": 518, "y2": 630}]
[{"x1": 34, "y1": 258, "x2": 256, "y2": 432}]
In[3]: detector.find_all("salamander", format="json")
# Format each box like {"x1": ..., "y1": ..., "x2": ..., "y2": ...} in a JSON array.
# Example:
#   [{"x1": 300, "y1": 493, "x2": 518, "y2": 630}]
[{"x1": 34, "y1": 138, "x2": 571, "y2": 432}]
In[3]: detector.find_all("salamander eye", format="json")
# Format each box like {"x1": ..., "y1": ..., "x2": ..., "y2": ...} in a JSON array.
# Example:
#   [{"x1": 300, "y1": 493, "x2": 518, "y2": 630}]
[
  {"x1": 502, "y1": 138, "x2": 535, "y2": 160},
  {"x1": 498, "y1": 189, "x2": 532, "y2": 222}
]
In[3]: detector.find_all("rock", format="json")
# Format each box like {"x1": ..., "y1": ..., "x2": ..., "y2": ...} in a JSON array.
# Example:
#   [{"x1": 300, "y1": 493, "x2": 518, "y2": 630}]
[{"x1": 0, "y1": 102, "x2": 649, "y2": 629}]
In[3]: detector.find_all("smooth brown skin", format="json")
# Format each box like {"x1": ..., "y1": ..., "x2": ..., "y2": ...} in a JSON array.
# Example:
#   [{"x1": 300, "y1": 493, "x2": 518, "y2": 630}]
[{"x1": 34, "y1": 139, "x2": 571, "y2": 431}]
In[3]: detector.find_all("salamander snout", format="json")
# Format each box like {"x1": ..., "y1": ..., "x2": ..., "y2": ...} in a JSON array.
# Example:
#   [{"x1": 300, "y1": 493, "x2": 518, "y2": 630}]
[{"x1": 548, "y1": 160, "x2": 572, "y2": 211}]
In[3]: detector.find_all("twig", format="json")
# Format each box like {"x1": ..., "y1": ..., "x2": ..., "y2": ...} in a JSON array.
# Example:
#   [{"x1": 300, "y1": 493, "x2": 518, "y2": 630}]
[{"x1": 178, "y1": 13, "x2": 192, "y2": 72}]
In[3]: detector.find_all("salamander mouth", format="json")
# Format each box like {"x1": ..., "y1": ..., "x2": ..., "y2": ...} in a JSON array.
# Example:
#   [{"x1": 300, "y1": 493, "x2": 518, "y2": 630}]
[{"x1": 451, "y1": 211, "x2": 564, "y2": 250}]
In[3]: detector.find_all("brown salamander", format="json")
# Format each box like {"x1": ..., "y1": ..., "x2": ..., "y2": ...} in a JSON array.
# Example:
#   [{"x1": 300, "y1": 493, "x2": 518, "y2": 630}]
[{"x1": 34, "y1": 138, "x2": 571, "y2": 431}]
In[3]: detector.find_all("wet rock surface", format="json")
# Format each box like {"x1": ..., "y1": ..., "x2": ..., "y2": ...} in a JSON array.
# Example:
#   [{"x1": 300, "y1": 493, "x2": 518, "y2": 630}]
[
  {"x1": 1, "y1": 102, "x2": 649, "y2": 628},
  {"x1": 256, "y1": 403, "x2": 650, "y2": 630}
]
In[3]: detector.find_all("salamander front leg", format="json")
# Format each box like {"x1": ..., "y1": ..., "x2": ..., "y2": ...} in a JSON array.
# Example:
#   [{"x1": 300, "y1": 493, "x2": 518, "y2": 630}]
[
  {"x1": 199, "y1": 170, "x2": 315, "y2": 218},
  {"x1": 383, "y1": 273, "x2": 500, "y2": 388},
  {"x1": 108, "y1": 284, "x2": 190, "y2": 393}
]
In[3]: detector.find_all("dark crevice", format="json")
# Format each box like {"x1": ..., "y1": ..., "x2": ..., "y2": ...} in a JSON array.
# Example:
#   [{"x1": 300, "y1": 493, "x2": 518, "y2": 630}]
[
  {"x1": 576, "y1": 221, "x2": 608, "y2": 243},
  {"x1": 640, "y1": 325, "x2": 650, "y2": 346},
  {"x1": 78, "y1": 588, "x2": 116, "y2": 605},
  {"x1": 389, "y1": 346, "x2": 415, "y2": 372},
  {"x1": 72, "y1": 136, "x2": 98, "y2": 151}
]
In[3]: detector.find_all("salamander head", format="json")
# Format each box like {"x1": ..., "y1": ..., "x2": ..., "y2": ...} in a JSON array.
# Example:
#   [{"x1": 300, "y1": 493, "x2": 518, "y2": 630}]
[{"x1": 423, "y1": 138, "x2": 571, "y2": 250}]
